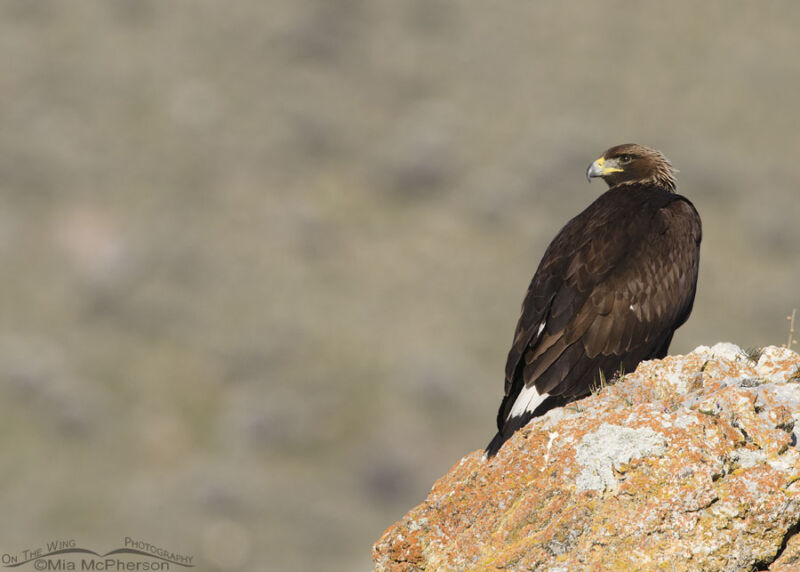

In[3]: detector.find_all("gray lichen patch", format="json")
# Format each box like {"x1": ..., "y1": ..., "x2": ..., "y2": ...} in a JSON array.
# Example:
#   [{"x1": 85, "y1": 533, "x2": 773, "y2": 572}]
[
  {"x1": 575, "y1": 423, "x2": 668, "y2": 492},
  {"x1": 732, "y1": 448, "x2": 767, "y2": 469}
]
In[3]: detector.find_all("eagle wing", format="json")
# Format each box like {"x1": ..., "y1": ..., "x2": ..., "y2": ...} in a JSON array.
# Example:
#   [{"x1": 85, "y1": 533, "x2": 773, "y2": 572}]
[{"x1": 500, "y1": 191, "x2": 701, "y2": 425}]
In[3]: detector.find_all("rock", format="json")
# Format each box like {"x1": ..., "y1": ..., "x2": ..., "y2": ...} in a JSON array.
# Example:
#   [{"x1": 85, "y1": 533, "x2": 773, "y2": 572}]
[
  {"x1": 574, "y1": 423, "x2": 668, "y2": 492},
  {"x1": 373, "y1": 344, "x2": 800, "y2": 571}
]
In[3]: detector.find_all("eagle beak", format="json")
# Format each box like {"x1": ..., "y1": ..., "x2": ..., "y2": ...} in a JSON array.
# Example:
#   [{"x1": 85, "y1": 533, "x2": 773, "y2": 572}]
[
  {"x1": 586, "y1": 159, "x2": 602, "y2": 182},
  {"x1": 586, "y1": 156, "x2": 622, "y2": 182}
]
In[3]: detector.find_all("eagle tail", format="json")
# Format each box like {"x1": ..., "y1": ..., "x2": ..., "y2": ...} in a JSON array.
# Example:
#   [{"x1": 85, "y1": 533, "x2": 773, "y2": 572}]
[
  {"x1": 485, "y1": 431, "x2": 507, "y2": 458},
  {"x1": 485, "y1": 389, "x2": 575, "y2": 457}
]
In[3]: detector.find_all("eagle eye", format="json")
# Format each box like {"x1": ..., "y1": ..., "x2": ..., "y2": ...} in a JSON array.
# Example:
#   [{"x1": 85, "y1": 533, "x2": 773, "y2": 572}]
[{"x1": 618, "y1": 154, "x2": 633, "y2": 164}]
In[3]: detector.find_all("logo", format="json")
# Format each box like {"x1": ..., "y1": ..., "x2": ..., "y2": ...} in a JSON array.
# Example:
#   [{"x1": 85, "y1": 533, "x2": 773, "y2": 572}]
[{"x1": 2, "y1": 538, "x2": 193, "y2": 570}]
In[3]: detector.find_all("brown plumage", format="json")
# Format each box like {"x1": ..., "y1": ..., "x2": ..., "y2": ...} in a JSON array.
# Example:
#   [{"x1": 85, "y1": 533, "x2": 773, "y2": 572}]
[{"x1": 486, "y1": 144, "x2": 701, "y2": 457}]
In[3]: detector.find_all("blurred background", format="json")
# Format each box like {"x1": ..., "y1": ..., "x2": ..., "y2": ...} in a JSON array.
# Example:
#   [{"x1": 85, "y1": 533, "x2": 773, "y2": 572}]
[{"x1": 0, "y1": 1, "x2": 799, "y2": 570}]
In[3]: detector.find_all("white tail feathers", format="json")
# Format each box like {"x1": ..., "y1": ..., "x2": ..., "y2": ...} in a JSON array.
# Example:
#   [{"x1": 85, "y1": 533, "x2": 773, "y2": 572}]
[{"x1": 507, "y1": 383, "x2": 549, "y2": 421}]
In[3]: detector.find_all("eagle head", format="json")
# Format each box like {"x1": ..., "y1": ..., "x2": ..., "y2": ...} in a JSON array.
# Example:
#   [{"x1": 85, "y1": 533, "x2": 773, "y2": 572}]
[{"x1": 586, "y1": 143, "x2": 677, "y2": 191}]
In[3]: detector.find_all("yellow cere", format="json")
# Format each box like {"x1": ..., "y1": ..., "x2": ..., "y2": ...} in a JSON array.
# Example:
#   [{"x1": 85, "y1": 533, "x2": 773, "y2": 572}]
[{"x1": 596, "y1": 156, "x2": 623, "y2": 174}]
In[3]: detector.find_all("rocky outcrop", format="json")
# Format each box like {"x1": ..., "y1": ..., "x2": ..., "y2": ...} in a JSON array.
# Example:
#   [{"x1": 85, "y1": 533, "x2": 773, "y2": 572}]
[{"x1": 373, "y1": 344, "x2": 800, "y2": 571}]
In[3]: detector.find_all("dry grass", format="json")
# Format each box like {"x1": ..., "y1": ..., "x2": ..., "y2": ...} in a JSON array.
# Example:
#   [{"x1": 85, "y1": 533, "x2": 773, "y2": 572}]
[{"x1": 786, "y1": 309, "x2": 797, "y2": 349}]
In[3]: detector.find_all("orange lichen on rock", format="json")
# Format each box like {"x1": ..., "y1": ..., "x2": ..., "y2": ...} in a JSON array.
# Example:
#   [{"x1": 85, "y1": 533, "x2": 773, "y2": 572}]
[{"x1": 373, "y1": 344, "x2": 800, "y2": 571}]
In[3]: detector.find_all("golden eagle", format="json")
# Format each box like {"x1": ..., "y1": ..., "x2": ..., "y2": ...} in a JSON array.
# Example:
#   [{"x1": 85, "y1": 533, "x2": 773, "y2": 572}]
[{"x1": 486, "y1": 144, "x2": 701, "y2": 457}]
